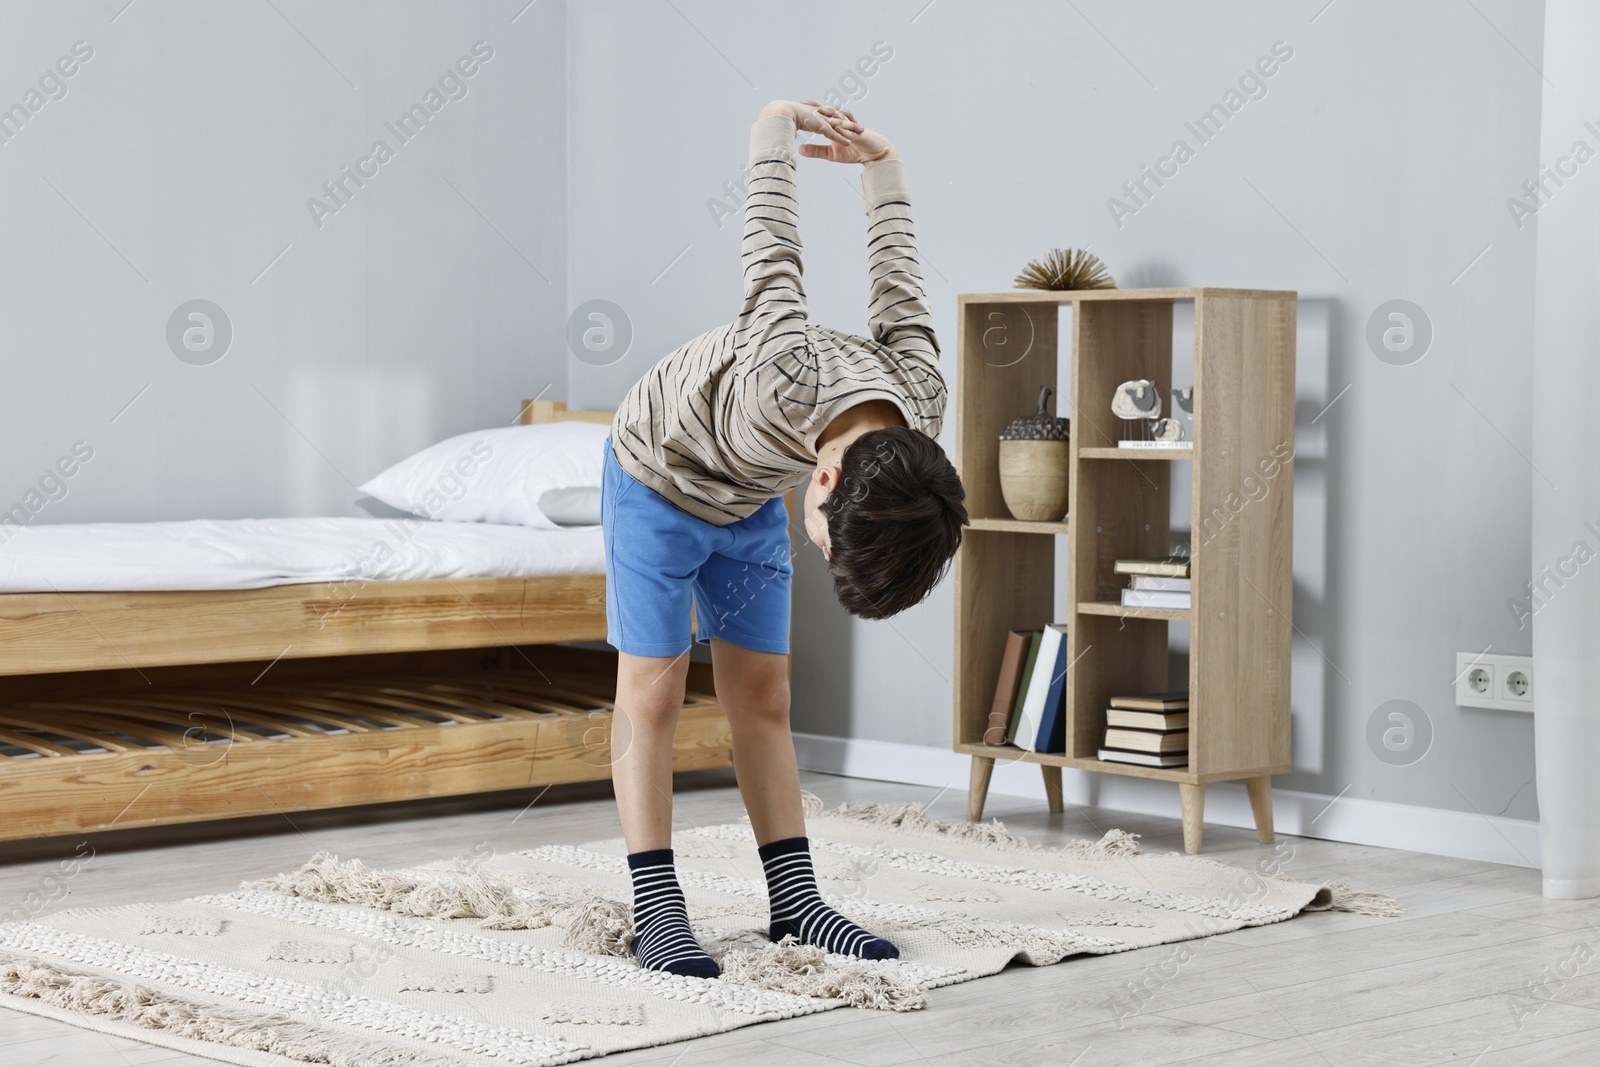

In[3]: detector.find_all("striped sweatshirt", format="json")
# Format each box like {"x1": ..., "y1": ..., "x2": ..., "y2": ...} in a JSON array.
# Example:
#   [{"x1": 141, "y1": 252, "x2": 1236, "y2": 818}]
[{"x1": 611, "y1": 114, "x2": 945, "y2": 526}]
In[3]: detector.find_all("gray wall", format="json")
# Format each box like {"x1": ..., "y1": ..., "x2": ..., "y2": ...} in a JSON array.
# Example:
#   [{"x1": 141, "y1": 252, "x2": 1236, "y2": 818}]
[
  {"x1": 0, "y1": 0, "x2": 567, "y2": 525},
  {"x1": 566, "y1": 0, "x2": 1545, "y2": 821}
]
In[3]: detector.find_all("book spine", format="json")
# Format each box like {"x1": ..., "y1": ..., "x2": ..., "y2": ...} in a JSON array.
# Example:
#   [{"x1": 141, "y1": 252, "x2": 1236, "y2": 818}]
[
  {"x1": 1019, "y1": 626, "x2": 1066, "y2": 752},
  {"x1": 1005, "y1": 632, "x2": 1044, "y2": 746},
  {"x1": 1033, "y1": 625, "x2": 1070, "y2": 753},
  {"x1": 1121, "y1": 589, "x2": 1192, "y2": 610},
  {"x1": 984, "y1": 631, "x2": 1029, "y2": 745},
  {"x1": 1130, "y1": 575, "x2": 1192, "y2": 592}
]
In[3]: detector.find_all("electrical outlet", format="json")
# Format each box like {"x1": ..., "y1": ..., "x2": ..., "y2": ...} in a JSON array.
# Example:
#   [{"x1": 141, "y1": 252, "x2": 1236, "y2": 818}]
[{"x1": 1455, "y1": 652, "x2": 1534, "y2": 713}]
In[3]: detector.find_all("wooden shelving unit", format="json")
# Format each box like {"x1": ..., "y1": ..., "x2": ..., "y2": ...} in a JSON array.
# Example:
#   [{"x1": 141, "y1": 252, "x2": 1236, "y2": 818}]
[{"x1": 954, "y1": 287, "x2": 1295, "y2": 853}]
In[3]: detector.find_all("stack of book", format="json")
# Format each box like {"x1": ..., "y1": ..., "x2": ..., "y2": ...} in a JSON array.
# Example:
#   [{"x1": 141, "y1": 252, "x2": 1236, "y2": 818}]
[
  {"x1": 1116, "y1": 556, "x2": 1191, "y2": 610},
  {"x1": 1097, "y1": 692, "x2": 1189, "y2": 767},
  {"x1": 982, "y1": 624, "x2": 1069, "y2": 755}
]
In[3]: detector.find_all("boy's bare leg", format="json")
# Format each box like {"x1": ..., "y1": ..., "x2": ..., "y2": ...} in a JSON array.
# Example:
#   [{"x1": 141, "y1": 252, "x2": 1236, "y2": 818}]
[
  {"x1": 711, "y1": 638, "x2": 898, "y2": 958},
  {"x1": 611, "y1": 651, "x2": 692, "y2": 852},
  {"x1": 708, "y1": 639, "x2": 806, "y2": 846}
]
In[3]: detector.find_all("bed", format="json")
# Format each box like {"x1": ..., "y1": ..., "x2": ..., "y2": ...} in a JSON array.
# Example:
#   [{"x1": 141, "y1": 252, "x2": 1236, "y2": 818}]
[
  {"x1": 0, "y1": 400, "x2": 736, "y2": 842},
  {"x1": 0, "y1": 517, "x2": 606, "y2": 594}
]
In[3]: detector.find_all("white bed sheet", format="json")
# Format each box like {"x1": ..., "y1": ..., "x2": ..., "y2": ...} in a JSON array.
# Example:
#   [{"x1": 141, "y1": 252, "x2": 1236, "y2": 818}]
[{"x1": 0, "y1": 517, "x2": 604, "y2": 594}]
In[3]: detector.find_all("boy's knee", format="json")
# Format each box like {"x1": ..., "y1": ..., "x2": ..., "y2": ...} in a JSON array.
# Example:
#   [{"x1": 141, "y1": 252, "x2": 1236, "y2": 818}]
[
  {"x1": 726, "y1": 677, "x2": 790, "y2": 725},
  {"x1": 613, "y1": 688, "x2": 687, "y2": 724}
]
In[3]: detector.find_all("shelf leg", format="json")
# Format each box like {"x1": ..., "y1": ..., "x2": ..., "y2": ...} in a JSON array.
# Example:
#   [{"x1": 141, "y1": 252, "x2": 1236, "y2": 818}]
[
  {"x1": 1246, "y1": 775, "x2": 1275, "y2": 844},
  {"x1": 1041, "y1": 764, "x2": 1064, "y2": 813},
  {"x1": 967, "y1": 756, "x2": 995, "y2": 822},
  {"x1": 1179, "y1": 783, "x2": 1205, "y2": 855}
]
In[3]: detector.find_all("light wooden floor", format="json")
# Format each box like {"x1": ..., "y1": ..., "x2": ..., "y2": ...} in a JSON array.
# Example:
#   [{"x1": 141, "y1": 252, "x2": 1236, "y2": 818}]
[{"x1": 3, "y1": 769, "x2": 1597, "y2": 1066}]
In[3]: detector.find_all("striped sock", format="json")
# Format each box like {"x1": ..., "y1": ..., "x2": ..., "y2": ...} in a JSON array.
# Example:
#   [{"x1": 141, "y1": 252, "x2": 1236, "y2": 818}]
[
  {"x1": 758, "y1": 836, "x2": 899, "y2": 960},
  {"x1": 625, "y1": 848, "x2": 719, "y2": 979}
]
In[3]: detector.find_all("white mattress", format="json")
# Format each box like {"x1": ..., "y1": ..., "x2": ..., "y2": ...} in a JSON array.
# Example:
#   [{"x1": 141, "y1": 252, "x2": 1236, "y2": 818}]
[{"x1": 0, "y1": 517, "x2": 604, "y2": 594}]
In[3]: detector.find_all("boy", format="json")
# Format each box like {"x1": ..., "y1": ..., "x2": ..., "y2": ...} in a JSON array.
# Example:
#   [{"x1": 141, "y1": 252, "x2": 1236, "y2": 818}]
[{"x1": 603, "y1": 98, "x2": 966, "y2": 977}]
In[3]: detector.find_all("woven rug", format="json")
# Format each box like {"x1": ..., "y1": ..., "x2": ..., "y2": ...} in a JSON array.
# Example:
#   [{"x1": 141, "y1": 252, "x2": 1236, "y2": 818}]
[{"x1": 0, "y1": 795, "x2": 1397, "y2": 1066}]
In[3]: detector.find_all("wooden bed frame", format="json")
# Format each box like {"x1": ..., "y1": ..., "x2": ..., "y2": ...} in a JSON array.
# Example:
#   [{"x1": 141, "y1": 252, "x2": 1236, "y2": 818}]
[{"x1": 0, "y1": 400, "x2": 734, "y2": 842}]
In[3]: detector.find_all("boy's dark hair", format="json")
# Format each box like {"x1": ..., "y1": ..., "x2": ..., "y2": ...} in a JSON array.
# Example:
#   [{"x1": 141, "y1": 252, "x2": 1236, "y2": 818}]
[{"x1": 821, "y1": 426, "x2": 968, "y2": 620}]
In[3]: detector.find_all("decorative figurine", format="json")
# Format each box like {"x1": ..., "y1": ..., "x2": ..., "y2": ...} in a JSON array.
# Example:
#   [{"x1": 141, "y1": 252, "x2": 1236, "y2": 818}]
[
  {"x1": 1172, "y1": 387, "x2": 1195, "y2": 441},
  {"x1": 1113, "y1": 380, "x2": 1190, "y2": 447},
  {"x1": 1112, "y1": 378, "x2": 1161, "y2": 444},
  {"x1": 1111, "y1": 379, "x2": 1161, "y2": 420},
  {"x1": 1013, "y1": 248, "x2": 1116, "y2": 291},
  {"x1": 1151, "y1": 417, "x2": 1186, "y2": 442}
]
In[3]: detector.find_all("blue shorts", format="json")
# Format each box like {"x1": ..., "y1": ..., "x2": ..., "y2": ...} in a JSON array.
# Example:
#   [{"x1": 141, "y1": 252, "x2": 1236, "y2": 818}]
[{"x1": 602, "y1": 437, "x2": 792, "y2": 658}]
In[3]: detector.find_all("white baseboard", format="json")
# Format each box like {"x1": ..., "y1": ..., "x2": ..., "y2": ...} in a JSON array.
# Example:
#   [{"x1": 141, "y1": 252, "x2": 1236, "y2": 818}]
[{"x1": 792, "y1": 732, "x2": 1542, "y2": 870}]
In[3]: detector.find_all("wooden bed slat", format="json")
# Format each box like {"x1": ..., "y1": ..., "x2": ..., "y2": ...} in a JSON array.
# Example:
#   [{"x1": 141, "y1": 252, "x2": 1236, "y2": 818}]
[
  {"x1": 40, "y1": 711, "x2": 191, "y2": 750},
  {"x1": 321, "y1": 689, "x2": 518, "y2": 723},
  {"x1": 269, "y1": 694, "x2": 432, "y2": 730},
  {"x1": 99, "y1": 697, "x2": 329, "y2": 738},
  {"x1": 319, "y1": 688, "x2": 486, "y2": 724},
  {"x1": 0, "y1": 726, "x2": 78, "y2": 757},
  {"x1": 397, "y1": 680, "x2": 552, "y2": 709},
  {"x1": 356, "y1": 688, "x2": 577, "y2": 720},
  {"x1": 373, "y1": 684, "x2": 542, "y2": 719},
  {"x1": 183, "y1": 695, "x2": 379, "y2": 735},
  {"x1": 469, "y1": 675, "x2": 618, "y2": 711},
  {"x1": 480, "y1": 671, "x2": 713, "y2": 710},
  {"x1": 28, "y1": 701, "x2": 262, "y2": 742},
  {"x1": 0, "y1": 714, "x2": 147, "y2": 752}
]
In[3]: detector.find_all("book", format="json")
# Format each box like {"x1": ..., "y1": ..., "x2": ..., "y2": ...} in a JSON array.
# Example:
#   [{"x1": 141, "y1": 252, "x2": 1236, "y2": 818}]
[
  {"x1": 1097, "y1": 747, "x2": 1189, "y2": 768},
  {"x1": 1106, "y1": 708, "x2": 1189, "y2": 730},
  {"x1": 1003, "y1": 631, "x2": 1044, "y2": 746},
  {"x1": 1032, "y1": 624, "x2": 1071, "y2": 754},
  {"x1": 1113, "y1": 556, "x2": 1191, "y2": 578},
  {"x1": 1109, "y1": 692, "x2": 1189, "y2": 711},
  {"x1": 1016, "y1": 624, "x2": 1067, "y2": 753},
  {"x1": 984, "y1": 630, "x2": 1032, "y2": 746},
  {"x1": 1121, "y1": 588, "x2": 1191, "y2": 610},
  {"x1": 1103, "y1": 727, "x2": 1189, "y2": 754},
  {"x1": 1130, "y1": 575, "x2": 1191, "y2": 592}
]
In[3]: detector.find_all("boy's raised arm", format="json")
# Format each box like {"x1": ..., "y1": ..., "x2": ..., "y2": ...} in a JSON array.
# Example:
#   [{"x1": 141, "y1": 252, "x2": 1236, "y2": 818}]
[
  {"x1": 735, "y1": 102, "x2": 816, "y2": 363},
  {"x1": 859, "y1": 150, "x2": 938, "y2": 364},
  {"x1": 793, "y1": 102, "x2": 937, "y2": 364}
]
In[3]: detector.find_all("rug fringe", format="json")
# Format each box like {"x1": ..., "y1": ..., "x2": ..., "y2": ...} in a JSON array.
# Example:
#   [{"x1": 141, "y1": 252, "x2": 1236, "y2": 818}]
[
  {"x1": 0, "y1": 950, "x2": 447, "y2": 1066},
  {"x1": 1307, "y1": 880, "x2": 1403, "y2": 917},
  {"x1": 246, "y1": 852, "x2": 636, "y2": 955},
  {"x1": 712, "y1": 936, "x2": 928, "y2": 1012},
  {"x1": 1080, "y1": 829, "x2": 1143, "y2": 856},
  {"x1": 554, "y1": 897, "x2": 634, "y2": 957},
  {"x1": 245, "y1": 852, "x2": 547, "y2": 929},
  {"x1": 800, "y1": 791, "x2": 1143, "y2": 858}
]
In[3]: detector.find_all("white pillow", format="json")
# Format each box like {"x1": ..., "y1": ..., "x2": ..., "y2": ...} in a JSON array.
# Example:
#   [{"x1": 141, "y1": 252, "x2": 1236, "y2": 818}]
[
  {"x1": 358, "y1": 421, "x2": 609, "y2": 529},
  {"x1": 536, "y1": 486, "x2": 602, "y2": 526}
]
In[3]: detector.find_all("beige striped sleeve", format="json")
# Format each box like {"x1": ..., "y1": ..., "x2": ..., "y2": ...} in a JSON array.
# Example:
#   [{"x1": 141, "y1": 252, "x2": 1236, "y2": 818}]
[
  {"x1": 737, "y1": 115, "x2": 808, "y2": 364},
  {"x1": 860, "y1": 157, "x2": 938, "y2": 365}
]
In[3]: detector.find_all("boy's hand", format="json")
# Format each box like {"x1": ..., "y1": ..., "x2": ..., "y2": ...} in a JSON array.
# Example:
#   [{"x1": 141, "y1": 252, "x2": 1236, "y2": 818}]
[
  {"x1": 796, "y1": 101, "x2": 897, "y2": 165},
  {"x1": 758, "y1": 99, "x2": 896, "y2": 164},
  {"x1": 759, "y1": 99, "x2": 851, "y2": 148}
]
